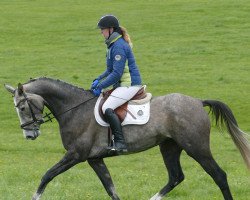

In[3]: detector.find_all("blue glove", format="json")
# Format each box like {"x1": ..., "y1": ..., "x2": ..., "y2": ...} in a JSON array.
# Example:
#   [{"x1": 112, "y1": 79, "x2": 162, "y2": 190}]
[
  {"x1": 91, "y1": 79, "x2": 99, "y2": 90},
  {"x1": 92, "y1": 87, "x2": 102, "y2": 97}
]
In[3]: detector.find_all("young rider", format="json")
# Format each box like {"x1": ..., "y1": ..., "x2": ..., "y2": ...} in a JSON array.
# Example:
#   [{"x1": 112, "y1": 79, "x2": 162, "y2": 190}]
[{"x1": 91, "y1": 14, "x2": 142, "y2": 152}]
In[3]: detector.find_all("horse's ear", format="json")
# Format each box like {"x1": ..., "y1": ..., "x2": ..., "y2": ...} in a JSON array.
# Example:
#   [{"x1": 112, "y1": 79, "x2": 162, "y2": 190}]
[
  {"x1": 18, "y1": 83, "x2": 24, "y2": 95},
  {"x1": 4, "y1": 84, "x2": 15, "y2": 94}
]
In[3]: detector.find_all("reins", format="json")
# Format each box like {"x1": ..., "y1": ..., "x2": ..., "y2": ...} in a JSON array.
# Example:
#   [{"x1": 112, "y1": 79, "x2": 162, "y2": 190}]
[
  {"x1": 45, "y1": 89, "x2": 140, "y2": 123},
  {"x1": 42, "y1": 95, "x2": 97, "y2": 124},
  {"x1": 19, "y1": 90, "x2": 96, "y2": 129}
]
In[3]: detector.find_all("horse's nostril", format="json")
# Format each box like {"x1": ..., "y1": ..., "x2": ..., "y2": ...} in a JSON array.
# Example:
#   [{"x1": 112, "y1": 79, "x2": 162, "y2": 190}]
[{"x1": 26, "y1": 136, "x2": 34, "y2": 140}]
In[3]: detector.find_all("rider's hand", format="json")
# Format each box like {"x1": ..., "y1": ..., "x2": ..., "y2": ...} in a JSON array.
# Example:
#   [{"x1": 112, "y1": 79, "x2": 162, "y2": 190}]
[
  {"x1": 91, "y1": 79, "x2": 99, "y2": 90},
  {"x1": 92, "y1": 87, "x2": 102, "y2": 97}
]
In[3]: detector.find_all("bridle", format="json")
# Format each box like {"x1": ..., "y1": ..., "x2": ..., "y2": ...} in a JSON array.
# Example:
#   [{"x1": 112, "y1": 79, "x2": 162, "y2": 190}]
[
  {"x1": 17, "y1": 91, "x2": 96, "y2": 130},
  {"x1": 16, "y1": 92, "x2": 46, "y2": 130}
]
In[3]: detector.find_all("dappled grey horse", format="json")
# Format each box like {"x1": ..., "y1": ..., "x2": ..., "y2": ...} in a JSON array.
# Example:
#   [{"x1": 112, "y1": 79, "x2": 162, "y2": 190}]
[{"x1": 5, "y1": 77, "x2": 250, "y2": 200}]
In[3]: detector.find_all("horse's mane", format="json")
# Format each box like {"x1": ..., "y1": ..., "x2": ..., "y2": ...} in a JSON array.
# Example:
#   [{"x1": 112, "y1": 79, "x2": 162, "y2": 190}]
[{"x1": 25, "y1": 77, "x2": 86, "y2": 92}]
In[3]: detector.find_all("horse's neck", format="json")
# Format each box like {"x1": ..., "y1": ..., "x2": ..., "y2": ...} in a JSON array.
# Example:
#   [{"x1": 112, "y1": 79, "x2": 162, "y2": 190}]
[{"x1": 24, "y1": 79, "x2": 90, "y2": 116}]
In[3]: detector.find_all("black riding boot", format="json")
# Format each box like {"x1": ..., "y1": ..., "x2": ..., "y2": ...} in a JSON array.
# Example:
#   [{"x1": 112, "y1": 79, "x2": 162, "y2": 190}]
[{"x1": 104, "y1": 108, "x2": 127, "y2": 152}]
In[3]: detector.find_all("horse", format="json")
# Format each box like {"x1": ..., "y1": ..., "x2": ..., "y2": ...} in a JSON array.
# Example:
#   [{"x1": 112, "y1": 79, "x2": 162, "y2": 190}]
[{"x1": 4, "y1": 77, "x2": 250, "y2": 200}]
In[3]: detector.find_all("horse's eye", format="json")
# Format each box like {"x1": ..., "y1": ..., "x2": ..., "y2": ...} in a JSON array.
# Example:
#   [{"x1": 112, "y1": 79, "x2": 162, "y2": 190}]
[{"x1": 20, "y1": 106, "x2": 25, "y2": 111}]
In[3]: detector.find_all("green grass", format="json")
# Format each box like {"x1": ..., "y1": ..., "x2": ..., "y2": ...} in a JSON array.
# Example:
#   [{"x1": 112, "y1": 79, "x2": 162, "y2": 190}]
[{"x1": 1, "y1": 0, "x2": 250, "y2": 199}]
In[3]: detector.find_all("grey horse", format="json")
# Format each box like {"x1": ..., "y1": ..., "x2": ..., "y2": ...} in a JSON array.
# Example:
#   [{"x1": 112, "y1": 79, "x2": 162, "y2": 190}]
[{"x1": 4, "y1": 77, "x2": 250, "y2": 200}]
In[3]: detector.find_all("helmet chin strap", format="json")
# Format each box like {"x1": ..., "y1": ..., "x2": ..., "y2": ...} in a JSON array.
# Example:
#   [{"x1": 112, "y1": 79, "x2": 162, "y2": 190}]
[{"x1": 108, "y1": 28, "x2": 113, "y2": 39}]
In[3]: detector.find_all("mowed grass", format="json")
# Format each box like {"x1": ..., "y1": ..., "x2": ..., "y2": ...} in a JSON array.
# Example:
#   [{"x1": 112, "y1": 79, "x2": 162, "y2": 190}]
[{"x1": 0, "y1": 0, "x2": 250, "y2": 199}]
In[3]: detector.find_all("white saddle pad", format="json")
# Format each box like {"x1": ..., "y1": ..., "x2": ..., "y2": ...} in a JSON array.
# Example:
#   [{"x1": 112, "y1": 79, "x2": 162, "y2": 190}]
[{"x1": 94, "y1": 93, "x2": 152, "y2": 126}]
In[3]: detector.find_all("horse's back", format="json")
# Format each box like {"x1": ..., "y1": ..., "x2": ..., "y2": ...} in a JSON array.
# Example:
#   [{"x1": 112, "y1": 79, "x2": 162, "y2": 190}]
[
  {"x1": 151, "y1": 93, "x2": 211, "y2": 144},
  {"x1": 152, "y1": 93, "x2": 205, "y2": 118}
]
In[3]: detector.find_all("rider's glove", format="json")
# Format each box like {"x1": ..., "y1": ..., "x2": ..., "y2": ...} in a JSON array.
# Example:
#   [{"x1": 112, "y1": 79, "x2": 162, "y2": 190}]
[
  {"x1": 91, "y1": 79, "x2": 99, "y2": 90},
  {"x1": 92, "y1": 87, "x2": 102, "y2": 97}
]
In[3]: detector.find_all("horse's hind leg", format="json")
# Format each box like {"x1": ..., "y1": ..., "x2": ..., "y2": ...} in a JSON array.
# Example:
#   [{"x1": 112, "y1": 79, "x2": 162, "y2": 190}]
[
  {"x1": 189, "y1": 152, "x2": 233, "y2": 200},
  {"x1": 181, "y1": 132, "x2": 233, "y2": 200},
  {"x1": 150, "y1": 139, "x2": 184, "y2": 200}
]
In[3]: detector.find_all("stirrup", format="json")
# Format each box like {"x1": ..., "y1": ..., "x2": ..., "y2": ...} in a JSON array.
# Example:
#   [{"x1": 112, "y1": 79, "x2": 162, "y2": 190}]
[
  {"x1": 107, "y1": 135, "x2": 128, "y2": 153},
  {"x1": 106, "y1": 144, "x2": 128, "y2": 153}
]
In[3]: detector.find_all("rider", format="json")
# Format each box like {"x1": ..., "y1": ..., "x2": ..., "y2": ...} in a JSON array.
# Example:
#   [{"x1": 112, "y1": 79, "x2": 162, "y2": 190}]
[{"x1": 91, "y1": 14, "x2": 142, "y2": 152}]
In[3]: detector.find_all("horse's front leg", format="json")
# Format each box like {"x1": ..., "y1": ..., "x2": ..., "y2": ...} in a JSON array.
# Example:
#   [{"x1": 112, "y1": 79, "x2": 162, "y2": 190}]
[
  {"x1": 32, "y1": 150, "x2": 80, "y2": 200},
  {"x1": 88, "y1": 158, "x2": 120, "y2": 200}
]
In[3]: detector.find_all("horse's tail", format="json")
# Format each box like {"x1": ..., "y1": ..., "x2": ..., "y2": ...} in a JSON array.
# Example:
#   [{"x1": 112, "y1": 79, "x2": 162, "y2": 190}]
[{"x1": 203, "y1": 100, "x2": 250, "y2": 169}]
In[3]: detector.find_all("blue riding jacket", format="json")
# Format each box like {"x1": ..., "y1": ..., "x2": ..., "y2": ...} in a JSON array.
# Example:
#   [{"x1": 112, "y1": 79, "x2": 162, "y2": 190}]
[{"x1": 96, "y1": 35, "x2": 142, "y2": 89}]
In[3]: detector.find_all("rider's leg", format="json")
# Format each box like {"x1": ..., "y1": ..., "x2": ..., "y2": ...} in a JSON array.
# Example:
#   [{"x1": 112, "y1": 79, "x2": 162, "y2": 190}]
[
  {"x1": 102, "y1": 86, "x2": 142, "y2": 112},
  {"x1": 102, "y1": 86, "x2": 141, "y2": 151},
  {"x1": 104, "y1": 108, "x2": 127, "y2": 151}
]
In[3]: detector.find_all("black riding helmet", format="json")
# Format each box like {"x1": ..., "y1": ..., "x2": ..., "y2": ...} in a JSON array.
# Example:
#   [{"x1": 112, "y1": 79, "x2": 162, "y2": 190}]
[{"x1": 97, "y1": 15, "x2": 120, "y2": 29}]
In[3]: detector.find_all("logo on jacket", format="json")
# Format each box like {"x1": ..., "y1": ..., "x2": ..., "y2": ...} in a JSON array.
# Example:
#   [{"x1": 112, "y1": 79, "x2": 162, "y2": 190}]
[{"x1": 115, "y1": 55, "x2": 121, "y2": 61}]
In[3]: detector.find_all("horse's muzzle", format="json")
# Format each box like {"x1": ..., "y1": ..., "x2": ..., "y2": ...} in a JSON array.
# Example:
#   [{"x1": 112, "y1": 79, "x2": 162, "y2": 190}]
[{"x1": 23, "y1": 129, "x2": 41, "y2": 140}]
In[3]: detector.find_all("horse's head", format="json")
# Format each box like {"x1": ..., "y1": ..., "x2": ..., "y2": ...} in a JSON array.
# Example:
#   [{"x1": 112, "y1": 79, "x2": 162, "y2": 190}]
[{"x1": 5, "y1": 83, "x2": 45, "y2": 140}]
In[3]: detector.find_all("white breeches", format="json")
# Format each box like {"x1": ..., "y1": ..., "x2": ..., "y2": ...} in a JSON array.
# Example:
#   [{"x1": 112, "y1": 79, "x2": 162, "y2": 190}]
[{"x1": 102, "y1": 86, "x2": 142, "y2": 114}]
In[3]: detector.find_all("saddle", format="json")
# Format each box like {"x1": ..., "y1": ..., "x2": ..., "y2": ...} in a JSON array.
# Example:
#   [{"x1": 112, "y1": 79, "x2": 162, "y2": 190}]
[{"x1": 98, "y1": 86, "x2": 148, "y2": 123}]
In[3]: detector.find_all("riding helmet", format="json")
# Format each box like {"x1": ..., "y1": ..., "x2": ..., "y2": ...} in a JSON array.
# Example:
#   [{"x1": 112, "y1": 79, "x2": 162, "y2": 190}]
[{"x1": 97, "y1": 15, "x2": 120, "y2": 29}]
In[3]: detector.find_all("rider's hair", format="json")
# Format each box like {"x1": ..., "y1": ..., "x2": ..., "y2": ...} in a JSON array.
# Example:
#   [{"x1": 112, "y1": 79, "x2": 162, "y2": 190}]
[{"x1": 115, "y1": 26, "x2": 133, "y2": 48}]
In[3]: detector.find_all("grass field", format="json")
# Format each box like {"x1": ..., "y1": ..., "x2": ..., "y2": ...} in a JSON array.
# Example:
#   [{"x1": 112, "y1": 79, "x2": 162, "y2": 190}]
[{"x1": 0, "y1": 0, "x2": 250, "y2": 199}]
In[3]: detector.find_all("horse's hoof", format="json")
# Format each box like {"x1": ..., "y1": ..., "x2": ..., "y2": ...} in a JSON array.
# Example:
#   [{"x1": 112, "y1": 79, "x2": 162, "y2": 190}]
[
  {"x1": 150, "y1": 193, "x2": 163, "y2": 200},
  {"x1": 32, "y1": 193, "x2": 41, "y2": 200}
]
